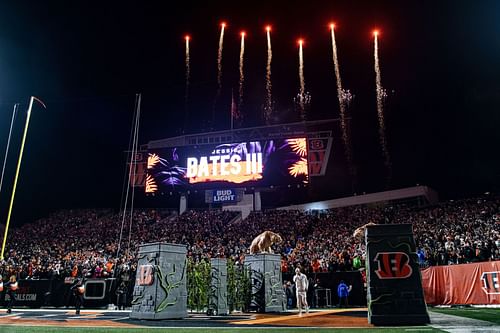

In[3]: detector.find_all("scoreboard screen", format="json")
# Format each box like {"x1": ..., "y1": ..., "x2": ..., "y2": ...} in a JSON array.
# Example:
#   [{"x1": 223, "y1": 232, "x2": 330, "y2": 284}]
[{"x1": 145, "y1": 138, "x2": 308, "y2": 193}]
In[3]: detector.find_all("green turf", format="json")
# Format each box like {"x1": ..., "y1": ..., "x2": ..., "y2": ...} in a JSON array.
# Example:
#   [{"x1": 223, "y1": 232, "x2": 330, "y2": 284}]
[
  {"x1": 430, "y1": 307, "x2": 500, "y2": 325},
  {"x1": 0, "y1": 326, "x2": 443, "y2": 333}
]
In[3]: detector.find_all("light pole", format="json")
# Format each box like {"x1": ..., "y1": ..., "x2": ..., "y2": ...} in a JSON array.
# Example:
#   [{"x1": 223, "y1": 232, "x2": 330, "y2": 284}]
[{"x1": 0, "y1": 104, "x2": 19, "y2": 196}]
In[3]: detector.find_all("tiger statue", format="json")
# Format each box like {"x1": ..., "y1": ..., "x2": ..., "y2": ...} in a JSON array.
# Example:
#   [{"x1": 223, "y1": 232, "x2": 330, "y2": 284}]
[
  {"x1": 249, "y1": 231, "x2": 283, "y2": 254},
  {"x1": 353, "y1": 222, "x2": 377, "y2": 241}
]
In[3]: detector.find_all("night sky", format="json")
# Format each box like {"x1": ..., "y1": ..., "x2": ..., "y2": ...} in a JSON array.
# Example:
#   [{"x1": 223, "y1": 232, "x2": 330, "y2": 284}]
[{"x1": 0, "y1": 1, "x2": 499, "y2": 224}]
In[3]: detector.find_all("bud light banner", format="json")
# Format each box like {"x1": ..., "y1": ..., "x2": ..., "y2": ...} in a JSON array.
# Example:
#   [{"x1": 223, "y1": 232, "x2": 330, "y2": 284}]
[
  {"x1": 145, "y1": 138, "x2": 308, "y2": 192},
  {"x1": 205, "y1": 189, "x2": 239, "y2": 204}
]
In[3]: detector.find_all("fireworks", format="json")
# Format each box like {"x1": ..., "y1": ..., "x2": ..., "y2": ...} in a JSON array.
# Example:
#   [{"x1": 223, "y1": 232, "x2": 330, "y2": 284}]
[
  {"x1": 212, "y1": 22, "x2": 226, "y2": 124},
  {"x1": 177, "y1": 22, "x2": 394, "y2": 171},
  {"x1": 373, "y1": 30, "x2": 392, "y2": 178},
  {"x1": 265, "y1": 25, "x2": 273, "y2": 124},
  {"x1": 340, "y1": 89, "x2": 354, "y2": 107},
  {"x1": 330, "y1": 23, "x2": 353, "y2": 174},
  {"x1": 217, "y1": 22, "x2": 226, "y2": 98},
  {"x1": 239, "y1": 31, "x2": 245, "y2": 114},
  {"x1": 184, "y1": 35, "x2": 190, "y2": 109},
  {"x1": 294, "y1": 91, "x2": 311, "y2": 119},
  {"x1": 297, "y1": 39, "x2": 306, "y2": 120}
]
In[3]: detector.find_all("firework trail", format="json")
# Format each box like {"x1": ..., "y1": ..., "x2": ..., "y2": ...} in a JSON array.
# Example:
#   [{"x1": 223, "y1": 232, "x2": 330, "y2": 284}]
[
  {"x1": 264, "y1": 26, "x2": 273, "y2": 124},
  {"x1": 185, "y1": 35, "x2": 190, "y2": 109},
  {"x1": 373, "y1": 31, "x2": 392, "y2": 178},
  {"x1": 212, "y1": 22, "x2": 226, "y2": 125},
  {"x1": 330, "y1": 24, "x2": 353, "y2": 173},
  {"x1": 217, "y1": 22, "x2": 226, "y2": 98},
  {"x1": 239, "y1": 31, "x2": 245, "y2": 114},
  {"x1": 298, "y1": 39, "x2": 306, "y2": 120}
]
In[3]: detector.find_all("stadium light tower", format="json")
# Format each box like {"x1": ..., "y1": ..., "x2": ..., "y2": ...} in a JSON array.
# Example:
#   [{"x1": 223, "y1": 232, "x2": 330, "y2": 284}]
[{"x1": 1, "y1": 96, "x2": 46, "y2": 260}]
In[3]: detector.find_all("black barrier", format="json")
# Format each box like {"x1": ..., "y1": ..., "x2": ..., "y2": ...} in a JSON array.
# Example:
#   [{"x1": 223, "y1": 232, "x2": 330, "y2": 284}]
[
  {"x1": 282, "y1": 271, "x2": 365, "y2": 307},
  {"x1": 0, "y1": 278, "x2": 123, "y2": 309},
  {"x1": 82, "y1": 279, "x2": 114, "y2": 308},
  {"x1": 0, "y1": 279, "x2": 50, "y2": 308},
  {"x1": 0, "y1": 272, "x2": 363, "y2": 310}
]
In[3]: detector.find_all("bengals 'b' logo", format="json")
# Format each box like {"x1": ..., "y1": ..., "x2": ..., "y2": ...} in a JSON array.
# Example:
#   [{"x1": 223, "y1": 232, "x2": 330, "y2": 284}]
[
  {"x1": 481, "y1": 271, "x2": 500, "y2": 294},
  {"x1": 374, "y1": 252, "x2": 413, "y2": 279},
  {"x1": 137, "y1": 264, "x2": 155, "y2": 286},
  {"x1": 309, "y1": 139, "x2": 324, "y2": 150}
]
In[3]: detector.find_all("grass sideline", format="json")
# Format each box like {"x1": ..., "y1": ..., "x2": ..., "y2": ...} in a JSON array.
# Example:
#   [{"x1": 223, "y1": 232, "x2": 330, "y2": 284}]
[
  {"x1": 430, "y1": 307, "x2": 500, "y2": 325},
  {"x1": 0, "y1": 327, "x2": 443, "y2": 333}
]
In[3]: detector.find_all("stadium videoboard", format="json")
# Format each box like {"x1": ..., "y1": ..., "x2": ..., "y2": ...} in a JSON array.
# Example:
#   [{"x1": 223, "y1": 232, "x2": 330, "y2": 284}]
[{"x1": 145, "y1": 138, "x2": 308, "y2": 193}]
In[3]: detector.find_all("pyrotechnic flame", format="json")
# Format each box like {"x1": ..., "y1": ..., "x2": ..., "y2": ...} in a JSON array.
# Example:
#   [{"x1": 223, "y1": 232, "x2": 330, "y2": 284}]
[
  {"x1": 374, "y1": 32, "x2": 392, "y2": 178},
  {"x1": 239, "y1": 31, "x2": 245, "y2": 114},
  {"x1": 147, "y1": 153, "x2": 160, "y2": 169},
  {"x1": 287, "y1": 138, "x2": 307, "y2": 157},
  {"x1": 330, "y1": 24, "x2": 353, "y2": 174},
  {"x1": 145, "y1": 174, "x2": 158, "y2": 193},
  {"x1": 289, "y1": 158, "x2": 308, "y2": 177},
  {"x1": 264, "y1": 25, "x2": 273, "y2": 124}
]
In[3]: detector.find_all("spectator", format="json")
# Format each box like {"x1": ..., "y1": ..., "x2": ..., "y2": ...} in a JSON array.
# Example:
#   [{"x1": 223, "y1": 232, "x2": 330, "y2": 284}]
[
  {"x1": 0, "y1": 194, "x2": 497, "y2": 281},
  {"x1": 337, "y1": 280, "x2": 350, "y2": 308}
]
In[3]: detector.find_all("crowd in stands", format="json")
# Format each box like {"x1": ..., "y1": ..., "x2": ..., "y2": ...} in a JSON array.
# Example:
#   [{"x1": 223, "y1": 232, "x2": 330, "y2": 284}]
[{"x1": 0, "y1": 194, "x2": 498, "y2": 281}]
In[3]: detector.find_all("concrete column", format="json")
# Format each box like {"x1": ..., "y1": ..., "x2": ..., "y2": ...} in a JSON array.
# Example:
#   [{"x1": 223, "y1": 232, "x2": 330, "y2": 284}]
[
  {"x1": 366, "y1": 224, "x2": 430, "y2": 325},
  {"x1": 208, "y1": 258, "x2": 228, "y2": 315},
  {"x1": 130, "y1": 242, "x2": 187, "y2": 320},
  {"x1": 244, "y1": 253, "x2": 284, "y2": 313},
  {"x1": 179, "y1": 194, "x2": 187, "y2": 215},
  {"x1": 254, "y1": 191, "x2": 261, "y2": 211}
]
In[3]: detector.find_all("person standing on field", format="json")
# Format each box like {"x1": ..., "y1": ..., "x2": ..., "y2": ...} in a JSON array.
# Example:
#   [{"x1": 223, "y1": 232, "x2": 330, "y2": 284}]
[{"x1": 293, "y1": 267, "x2": 309, "y2": 315}]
